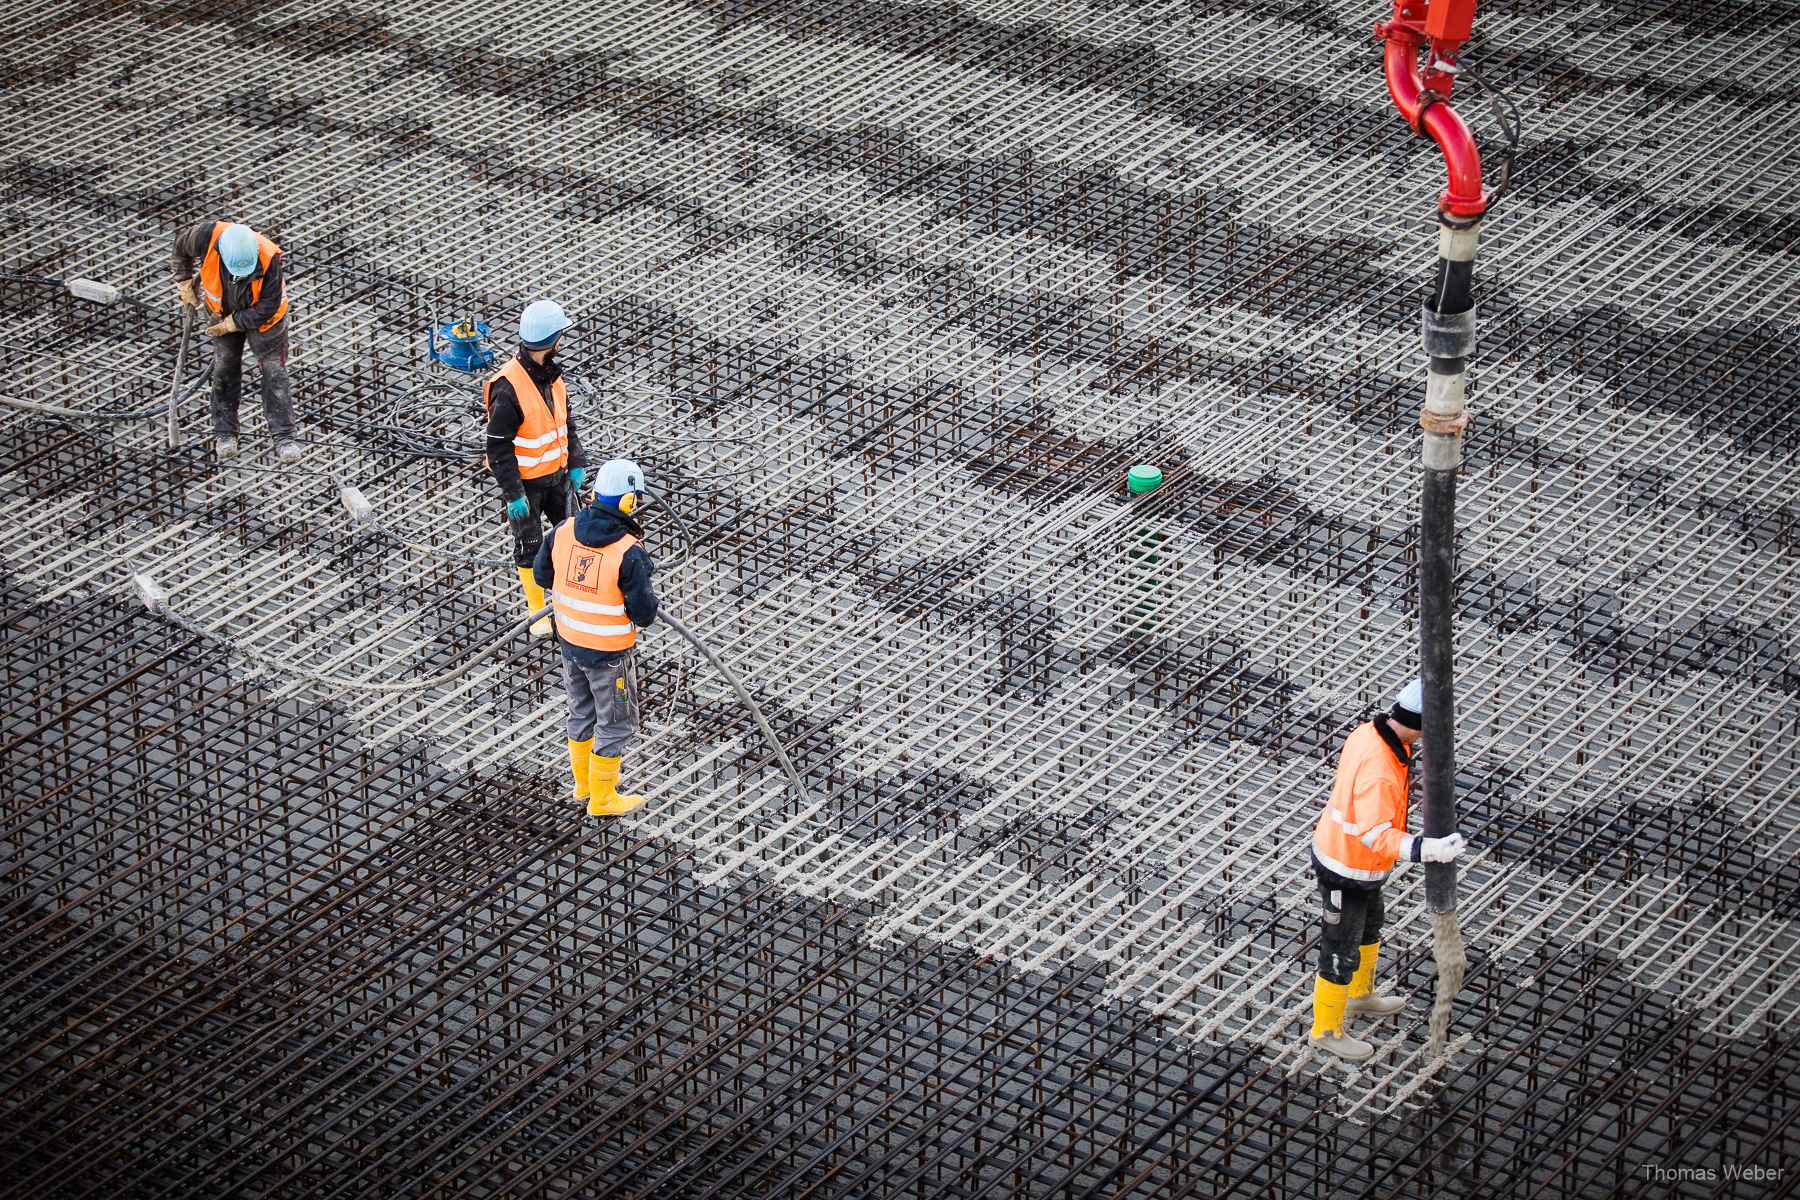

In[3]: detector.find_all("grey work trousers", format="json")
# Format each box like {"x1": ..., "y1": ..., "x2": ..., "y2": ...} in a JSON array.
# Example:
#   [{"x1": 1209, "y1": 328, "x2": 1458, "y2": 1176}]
[
  {"x1": 209, "y1": 316, "x2": 297, "y2": 442},
  {"x1": 563, "y1": 647, "x2": 639, "y2": 757}
]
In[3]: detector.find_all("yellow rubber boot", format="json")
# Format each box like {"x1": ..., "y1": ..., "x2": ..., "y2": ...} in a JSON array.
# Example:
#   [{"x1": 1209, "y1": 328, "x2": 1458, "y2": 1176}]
[
  {"x1": 1309, "y1": 977, "x2": 1373, "y2": 1061},
  {"x1": 518, "y1": 567, "x2": 553, "y2": 638},
  {"x1": 587, "y1": 753, "x2": 645, "y2": 816},
  {"x1": 1346, "y1": 942, "x2": 1406, "y2": 1017},
  {"x1": 568, "y1": 737, "x2": 593, "y2": 801}
]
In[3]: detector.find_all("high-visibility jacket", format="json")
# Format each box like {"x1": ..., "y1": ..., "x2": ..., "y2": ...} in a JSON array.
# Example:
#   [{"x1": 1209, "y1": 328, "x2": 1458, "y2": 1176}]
[
  {"x1": 549, "y1": 523, "x2": 637, "y2": 652},
  {"x1": 1313, "y1": 721, "x2": 1414, "y2": 884},
  {"x1": 484, "y1": 358, "x2": 568, "y2": 479},
  {"x1": 198, "y1": 221, "x2": 288, "y2": 332}
]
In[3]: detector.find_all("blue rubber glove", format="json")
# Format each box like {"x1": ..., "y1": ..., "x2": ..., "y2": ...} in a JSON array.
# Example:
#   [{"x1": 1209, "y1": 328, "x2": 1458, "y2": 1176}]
[
  {"x1": 568, "y1": 467, "x2": 586, "y2": 491},
  {"x1": 507, "y1": 496, "x2": 529, "y2": 520}
]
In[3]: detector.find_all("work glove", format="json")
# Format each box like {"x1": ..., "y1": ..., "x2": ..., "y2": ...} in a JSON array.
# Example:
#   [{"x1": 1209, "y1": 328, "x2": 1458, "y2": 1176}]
[
  {"x1": 568, "y1": 466, "x2": 586, "y2": 492},
  {"x1": 203, "y1": 314, "x2": 237, "y2": 336},
  {"x1": 175, "y1": 278, "x2": 198, "y2": 308},
  {"x1": 1417, "y1": 832, "x2": 1467, "y2": 863},
  {"x1": 507, "y1": 496, "x2": 529, "y2": 520}
]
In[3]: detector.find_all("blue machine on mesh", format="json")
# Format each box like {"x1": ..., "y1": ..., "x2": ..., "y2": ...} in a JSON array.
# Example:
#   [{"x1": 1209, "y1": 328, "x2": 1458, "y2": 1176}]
[{"x1": 429, "y1": 316, "x2": 496, "y2": 373}]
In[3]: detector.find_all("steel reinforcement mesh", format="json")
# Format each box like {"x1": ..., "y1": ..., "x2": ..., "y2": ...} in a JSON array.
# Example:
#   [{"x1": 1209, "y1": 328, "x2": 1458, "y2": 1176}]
[
  {"x1": 2, "y1": 590, "x2": 1797, "y2": 1198},
  {"x1": 5, "y1": 0, "x2": 1800, "y2": 1193}
]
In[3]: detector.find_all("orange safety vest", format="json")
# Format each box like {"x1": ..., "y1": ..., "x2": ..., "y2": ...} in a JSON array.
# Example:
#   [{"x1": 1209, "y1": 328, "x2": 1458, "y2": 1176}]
[
  {"x1": 483, "y1": 358, "x2": 569, "y2": 480},
  {"x1": 197, "y1": 221, "x2": 288, "y2": 332},
  {"x1": 1313, "y1": 722, "x2": 1412, "y2": 883},
  {"x1": 549, "y1": 524, "x2": 637, "y2": 652}
]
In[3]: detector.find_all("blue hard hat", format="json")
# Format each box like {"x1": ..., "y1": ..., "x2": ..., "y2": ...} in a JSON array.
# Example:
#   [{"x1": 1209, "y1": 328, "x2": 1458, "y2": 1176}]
[
  {"x1": 519, "y1": 299, "x2": 571, "y2": 348},
  {"x1": 218, "y1": 223, "x2": 260, "y2": 279}
]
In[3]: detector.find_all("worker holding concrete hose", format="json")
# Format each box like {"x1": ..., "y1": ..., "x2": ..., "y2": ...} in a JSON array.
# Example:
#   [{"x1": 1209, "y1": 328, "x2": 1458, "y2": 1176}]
[
  {"x1": 534, "y1": 458, "x2": 657, "y2": 817},
  {"x1": 1309, "y1": 679, "x2": 1466, "y2": 1062},
  {"x1": 486, "y1": 299, "x2": 590, "y2": 638},
  {"x1": 170, "y1": 220, "x2": 301, "y2": 464}
]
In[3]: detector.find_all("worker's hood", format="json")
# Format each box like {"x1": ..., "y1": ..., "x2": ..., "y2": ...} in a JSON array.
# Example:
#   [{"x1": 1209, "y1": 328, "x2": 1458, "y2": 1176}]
[{"x1": 570, "y1": 501, "x2": 643, "y2": 548}]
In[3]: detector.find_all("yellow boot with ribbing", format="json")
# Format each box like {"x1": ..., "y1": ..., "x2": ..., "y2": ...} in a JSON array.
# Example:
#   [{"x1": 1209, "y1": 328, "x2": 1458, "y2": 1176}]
[
  {"x1": 1309, "y1": 977, "x2": 1374, "y2": 1061},
  {"x1": 569, "y1": 737, "x2": 593, "y2": 802},
  {"x1": 1345, "y1": 942, "x2": 1407, "y2": 1018},
  {"x1": 518, "y1": 567, "x2": 553, "y2": 638},
  {"x1": 586, "y1": 752, "x2": 645, "y2": 816}
]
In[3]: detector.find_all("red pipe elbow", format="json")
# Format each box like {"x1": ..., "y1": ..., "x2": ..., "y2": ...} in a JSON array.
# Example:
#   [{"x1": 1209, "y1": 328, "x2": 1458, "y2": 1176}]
[{"x1": 1382, "y1": 36, "x2": 1488, "y2": 216}]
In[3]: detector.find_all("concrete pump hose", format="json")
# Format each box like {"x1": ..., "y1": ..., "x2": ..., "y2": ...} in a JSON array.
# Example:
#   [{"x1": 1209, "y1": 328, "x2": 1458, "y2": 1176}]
[{"x1": 654, "y1": 608, "x2": 813, "y2": 807}]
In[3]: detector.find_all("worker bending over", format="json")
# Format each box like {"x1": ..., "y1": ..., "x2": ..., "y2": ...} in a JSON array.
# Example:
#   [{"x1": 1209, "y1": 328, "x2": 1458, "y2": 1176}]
[
  {"x1": 171, "y1": 221, "x2": 300, "y2": 463},
  {"x1": 487, "y1": 299, "x2": 590, "y2": 637},
  {"x1": 1309, "y1": 679, "x2": 1465, "y2": 1062},
  {"x1": 535, "y1": 458, "x2": 658, "y2": 817}
]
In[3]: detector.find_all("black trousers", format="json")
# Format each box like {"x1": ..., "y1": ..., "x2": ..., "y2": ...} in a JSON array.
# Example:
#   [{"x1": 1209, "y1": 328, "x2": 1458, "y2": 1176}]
[
  {"x1": 1316, "y1": 872, "x2": 1385, "y2": 986},
  {"x1": 209, "y1": 316, "x2": 296, "y2": 441},
  {"x1": 508, "y1": 472, "x2": 573, "y2": 568}
]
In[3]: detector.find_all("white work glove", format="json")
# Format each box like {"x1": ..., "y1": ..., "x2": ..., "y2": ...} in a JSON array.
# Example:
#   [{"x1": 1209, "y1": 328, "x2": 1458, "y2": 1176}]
[
  {"x1": 1418, "y1": 832, "x2": 1466, "y2": 863},
  {"x1": 175, "y1": 278, "x2": 198, "y2": 308},
  {"x1": 203, "y1": 314, "x2": 237, "y2": 337}
]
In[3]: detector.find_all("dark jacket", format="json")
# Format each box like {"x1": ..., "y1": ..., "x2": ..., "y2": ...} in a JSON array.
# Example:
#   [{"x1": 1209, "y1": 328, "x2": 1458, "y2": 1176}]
[
  {"x1": 1312, "y1": 717, "x2": 1413, "y2": 892},
  {"x1": 534, "y1": 501, "x2": 657, "y2": 667},
  {"x1": 486, "y1": 350, "x2": 588, "y2": 501},
  {"x1": 171, "y1": 221, "x2": 286, "y2": 333}
]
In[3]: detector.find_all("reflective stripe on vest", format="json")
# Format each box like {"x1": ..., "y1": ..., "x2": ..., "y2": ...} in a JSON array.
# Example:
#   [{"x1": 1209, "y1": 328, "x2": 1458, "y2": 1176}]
[
  {"x1": 550, "y1": 524, "x2": 636, "y2": 652},
  {"x1": 1312, "y1": 843, "x2": 1390, "y2": 884},
  {"x1": 1312, "y1": 722, "x2": 1409, "y2": 881},
  {"x1": 197, "y1": 221, "x2": 288, "y2": 333},
  {"x1": 483, "y1": 358, "x2": 569, "y2": 479}
]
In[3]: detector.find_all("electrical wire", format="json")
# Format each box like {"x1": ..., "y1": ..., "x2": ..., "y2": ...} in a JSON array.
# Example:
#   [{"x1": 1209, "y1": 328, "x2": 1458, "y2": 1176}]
[
  {"x1": 1459, "y1": 62, "x2": 1523, "y2": 210},
  {"x1": 0, "y1": 270, "x2": 158, "y2": 310}
]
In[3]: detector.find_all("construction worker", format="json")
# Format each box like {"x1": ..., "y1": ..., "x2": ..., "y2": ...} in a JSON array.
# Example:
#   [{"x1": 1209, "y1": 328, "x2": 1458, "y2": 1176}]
[
  {"x1": 1309, "y1": 678, "x2": 1466, "y2": 1062},
  {"x1": 172, "y1": 221, "x2": 301, "y2": 463},
  {"x1": 534, "y1": 458, "x2": 657, "y2": 817},
  {"x1": 487, "y1": 299, "x2": 589, "y2": 638}
]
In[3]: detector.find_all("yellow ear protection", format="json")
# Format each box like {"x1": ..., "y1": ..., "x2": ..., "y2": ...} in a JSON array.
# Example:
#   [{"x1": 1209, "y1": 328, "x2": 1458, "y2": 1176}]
[{"x1": 617, "y1": 491, "x2": 638, "y2": 515}]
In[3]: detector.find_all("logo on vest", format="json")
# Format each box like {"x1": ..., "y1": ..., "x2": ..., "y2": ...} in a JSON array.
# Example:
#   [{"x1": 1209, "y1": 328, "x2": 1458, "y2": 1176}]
[{"x1": 570, "y1": 550, "x2": 599, "y2": 590}]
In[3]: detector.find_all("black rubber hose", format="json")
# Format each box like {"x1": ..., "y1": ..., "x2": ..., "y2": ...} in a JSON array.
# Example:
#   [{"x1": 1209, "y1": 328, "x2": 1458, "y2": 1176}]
[
  {"x1": 654, "y1": 609, "x2": 813, "y2": 808},
  {"x1": 1421, "y1": 233, "x2": 1474, "y2": 916}
]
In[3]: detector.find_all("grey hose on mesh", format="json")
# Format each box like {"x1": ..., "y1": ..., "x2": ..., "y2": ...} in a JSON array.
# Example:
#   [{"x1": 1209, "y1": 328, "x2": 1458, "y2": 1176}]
[
  {"x1": 139, "y1": 578, "x2": 549, "y2": 694},
  {"x1": 142, "y1": 577, "x2": 816, "y2": 807},
  {"x1": 655, "y1": 608, "x2": 813, "y2": 807},
  {"x1": 336, "y1": 482, "x2": 513, "y2": 566},
  {"x1": 0, "y1": 369, "x2": 209, "y2": 423},
  {"x1": 365, "y1": 520, "x2": 513, "y2": 566}
]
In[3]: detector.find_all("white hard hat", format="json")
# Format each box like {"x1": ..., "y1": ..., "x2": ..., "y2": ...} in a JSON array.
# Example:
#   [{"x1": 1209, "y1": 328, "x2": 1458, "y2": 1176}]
[
  {"x1": 593, "y1": 458, "x2": 646, "y2": 498},
  {"x1": 1395, "y1": 678, "x2": 1424, "y2": 713},
  {"x1": 519, "y1": 299, "x2": 571, "y2": 347}
]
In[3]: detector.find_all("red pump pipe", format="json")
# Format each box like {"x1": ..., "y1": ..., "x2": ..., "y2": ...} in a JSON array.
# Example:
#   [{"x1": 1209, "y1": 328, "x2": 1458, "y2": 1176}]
[{"x1": 1377, "y1": 1, "x2": 1488, "y2": 216}]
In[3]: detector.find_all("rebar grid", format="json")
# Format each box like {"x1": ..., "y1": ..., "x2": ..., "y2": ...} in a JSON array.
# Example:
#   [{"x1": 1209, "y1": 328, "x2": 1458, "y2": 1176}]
[{"x1": 3, "y1": 0, "x2": 1800, "y2": 1192}]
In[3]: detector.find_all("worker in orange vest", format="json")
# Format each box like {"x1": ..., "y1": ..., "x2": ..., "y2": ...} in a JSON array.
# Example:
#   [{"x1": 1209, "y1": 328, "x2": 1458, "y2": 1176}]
[
  {"x1": 1309, "y1": 678, "x2": 1465, "y2": 1062},
  {"x1": 171, "y1": 221, "x2": 300, "y2": 463},
  {"x1": 533, "y1": 458, "x2": 658, "y2": 816},
  {"x1": 486, "y1": 300, "x2": 590, "y2": 637}
]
